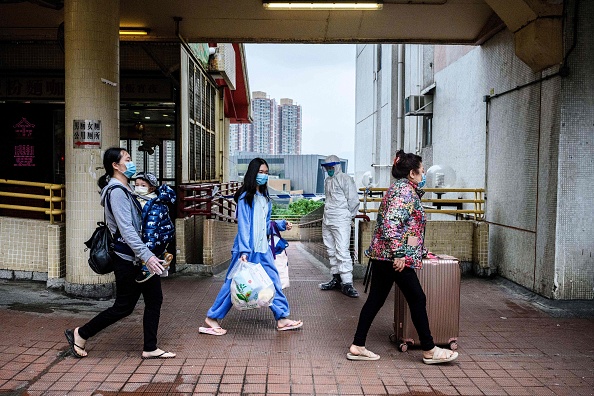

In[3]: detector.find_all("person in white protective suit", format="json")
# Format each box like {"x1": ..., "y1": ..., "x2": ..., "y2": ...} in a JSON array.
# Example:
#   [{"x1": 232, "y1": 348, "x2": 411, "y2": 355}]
[{"x1": 320, "y1": 155, "x2": 361, "y2": 298}]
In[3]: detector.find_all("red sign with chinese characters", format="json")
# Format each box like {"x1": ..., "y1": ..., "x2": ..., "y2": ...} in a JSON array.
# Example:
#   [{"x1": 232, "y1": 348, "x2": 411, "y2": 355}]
[{"x1": 12, "y1": 118, "x2": 36, "y2": 167}]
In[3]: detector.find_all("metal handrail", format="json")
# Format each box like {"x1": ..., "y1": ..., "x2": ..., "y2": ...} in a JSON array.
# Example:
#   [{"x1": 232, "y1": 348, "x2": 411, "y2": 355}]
[
  {"x1": 359, "y1": 187, "x2": 485, "y2": 220},
  {"x1": 177, "y1": 181, "x2": 241, "y2": 222},
  {"x1": 0, "y1": 179, "x2": 65, "y2": 224}
]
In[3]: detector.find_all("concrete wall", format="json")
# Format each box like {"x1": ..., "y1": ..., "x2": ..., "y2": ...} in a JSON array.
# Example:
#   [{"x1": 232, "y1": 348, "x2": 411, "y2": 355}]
[
  {"x1": 553, "y1": 0, "x2": 594, "y2": 299},
  {"x1": 175, "y1": 216, "x2": 237, "y2": 276},
  {"x1": 0, "y1": 217, "x2": 65, "y2": 285}
]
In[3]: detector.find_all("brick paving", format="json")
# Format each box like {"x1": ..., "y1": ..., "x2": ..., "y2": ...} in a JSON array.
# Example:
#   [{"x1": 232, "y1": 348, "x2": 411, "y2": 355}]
[{"x1": 0, "y1": 242, "x2": 593, "y2": 395}]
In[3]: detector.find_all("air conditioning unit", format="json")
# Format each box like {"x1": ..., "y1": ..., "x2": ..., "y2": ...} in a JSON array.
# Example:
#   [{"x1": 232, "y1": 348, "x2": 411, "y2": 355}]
[
  {"x1": 208, "y1": 43, "x2": 236, "y2": 90},
  {"x1": 405, "y1": 95, "x2": 433, "y2": 116}
]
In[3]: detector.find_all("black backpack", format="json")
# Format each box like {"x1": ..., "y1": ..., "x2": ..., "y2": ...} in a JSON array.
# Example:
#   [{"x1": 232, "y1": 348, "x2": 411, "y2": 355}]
[{"x1": 84, "y1": 185, "x2": 129, "y2": 275}]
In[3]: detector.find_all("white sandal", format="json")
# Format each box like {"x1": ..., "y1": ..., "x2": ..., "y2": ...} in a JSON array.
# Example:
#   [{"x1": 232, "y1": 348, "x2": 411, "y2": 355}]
[
  {"x1": 422, "y1": 347, "x2": 458, "y2": 364},
  {"x1": 347, "y1": 347, "x2": 380, "y2": 361}
]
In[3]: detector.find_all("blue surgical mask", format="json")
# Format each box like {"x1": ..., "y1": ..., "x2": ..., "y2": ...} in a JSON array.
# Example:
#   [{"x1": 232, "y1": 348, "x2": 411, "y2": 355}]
[
  {"x1": 256, "y1": 173, "x2": 268, "y2": 185},
  {"x1": 418, "y1": 174, "x2": 426, "y2": 188},
  {"x1": 123, "y1": 162, "x2": 136, "y2": 179},
  {"x1": 327, "y1": 170, "x2": 335, "y2": 177}
]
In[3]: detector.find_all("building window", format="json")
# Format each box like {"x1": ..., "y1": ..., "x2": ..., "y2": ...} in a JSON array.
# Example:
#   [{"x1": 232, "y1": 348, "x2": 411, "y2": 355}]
[
  {"x1": 423, "y1": 115, "x2": 432, "y2": 147},
  {"x1": 188, "y1": 62, "x2": 217, "y2": 181}
]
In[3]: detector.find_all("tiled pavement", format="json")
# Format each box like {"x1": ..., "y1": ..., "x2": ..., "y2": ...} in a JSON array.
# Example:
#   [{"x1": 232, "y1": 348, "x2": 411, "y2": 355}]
[{"x1": 0, "y1": 243, "x2": 593, "y2": 396}]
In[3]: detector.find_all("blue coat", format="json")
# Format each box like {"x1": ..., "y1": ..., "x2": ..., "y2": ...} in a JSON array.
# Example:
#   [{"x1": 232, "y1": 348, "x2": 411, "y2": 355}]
[
  {"x1": 207, "y1": 192, "x2": 289, "y2": 321},
  {"x1": 141, "y1": 184, "x2": 176, "y2": 257}
]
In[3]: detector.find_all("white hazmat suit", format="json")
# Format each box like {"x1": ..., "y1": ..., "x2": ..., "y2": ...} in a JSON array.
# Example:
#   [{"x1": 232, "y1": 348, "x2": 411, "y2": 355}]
[{"x1": 321, "y1": 155, "x2": 360, "y2": 290}]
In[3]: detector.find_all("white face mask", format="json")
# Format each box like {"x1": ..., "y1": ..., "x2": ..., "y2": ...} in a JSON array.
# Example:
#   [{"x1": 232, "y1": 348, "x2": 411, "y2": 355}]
[{"x1": 135, "y1": 185, "x2": 149, "y2": 195}]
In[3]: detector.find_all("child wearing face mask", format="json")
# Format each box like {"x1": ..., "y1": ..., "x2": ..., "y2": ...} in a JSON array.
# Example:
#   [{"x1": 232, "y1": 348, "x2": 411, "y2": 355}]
[{"x1": 134, "y1": 172, "x2": 176, "y2": 283}]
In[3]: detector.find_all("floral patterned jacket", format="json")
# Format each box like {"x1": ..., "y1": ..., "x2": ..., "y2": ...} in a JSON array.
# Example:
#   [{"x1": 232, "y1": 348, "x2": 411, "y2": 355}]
[{"x1": 367, "y1": 178, "x2": 427, "y2": 269}]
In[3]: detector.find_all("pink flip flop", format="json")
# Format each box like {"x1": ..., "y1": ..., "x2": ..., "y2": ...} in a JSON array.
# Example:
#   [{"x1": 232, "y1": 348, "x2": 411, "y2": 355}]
[
  {"x1": 277, "y1": 320, "x2": 303, "y2": 331},
  {"x1": 199, "y1": 326, "x2": 227, "y2": 336}
]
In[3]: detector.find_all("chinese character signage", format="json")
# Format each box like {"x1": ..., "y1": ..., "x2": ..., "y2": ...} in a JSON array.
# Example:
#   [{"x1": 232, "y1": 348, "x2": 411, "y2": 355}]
[
  {"x1": 1, "y1": 104, "x2": 54, "y2": 183},
  {"x1": 73, "y1": 120, "x2": 101, "y2": 148},
  {"x1": 14, "y1": 145, "x2": 35, "y2": 167},
  {"x1": 0, "y1": 77, "x2": 65, "y2": 99},
  {"x1": 1, "y1": 77, "x2": 172, "y2": 101},
  {"x1": 12, "y1": 118, "x2": 36, "y2": 167}
]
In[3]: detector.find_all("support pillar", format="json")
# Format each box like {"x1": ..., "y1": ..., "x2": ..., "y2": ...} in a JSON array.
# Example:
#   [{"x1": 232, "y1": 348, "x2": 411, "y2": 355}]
[
  {"x1": 485, "y1": 0, "x2": 563, "y2": 72},
  {"x1": 64, "y1": 0, "x2": 120, "y2": 298}
]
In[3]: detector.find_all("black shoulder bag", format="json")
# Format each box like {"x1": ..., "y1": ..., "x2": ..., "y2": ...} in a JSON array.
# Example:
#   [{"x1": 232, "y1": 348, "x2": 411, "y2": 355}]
[{"x1": 84, "y1": 185, "x2": 129, "y2": 275}]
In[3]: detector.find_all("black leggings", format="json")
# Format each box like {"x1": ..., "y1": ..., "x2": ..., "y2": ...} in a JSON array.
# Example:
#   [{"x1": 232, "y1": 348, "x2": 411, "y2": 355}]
[
  {"x1": 353, "y1": 259, "x2": 435, "y2": 351},
  {"x1": 78, "y1": 254, "x2": 163, "y2": 352}
]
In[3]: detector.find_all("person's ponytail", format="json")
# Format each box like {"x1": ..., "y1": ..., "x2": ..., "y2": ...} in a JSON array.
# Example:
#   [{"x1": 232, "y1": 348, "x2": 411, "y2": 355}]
[
  {"x1": 98, "y1": 147, "x2": 125, "y2": 190},
  {"x1": 97, "y1": 173, "x2": 109, "y2": 190}
]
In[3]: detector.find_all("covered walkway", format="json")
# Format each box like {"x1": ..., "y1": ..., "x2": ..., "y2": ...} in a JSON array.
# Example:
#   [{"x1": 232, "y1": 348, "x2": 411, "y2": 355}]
[{"x1": 0, "y1": 243, "x2": 593, "y2": 395}]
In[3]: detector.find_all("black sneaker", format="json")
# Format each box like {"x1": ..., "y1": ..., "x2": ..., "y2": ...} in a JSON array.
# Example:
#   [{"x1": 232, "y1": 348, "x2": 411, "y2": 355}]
[
  {"x1": 319, "y1": 274, "x2": 342, "y2": 290},
  {"x1": 341, "y1": 283, "x2": 360, "y2": 298},
  {"x1": 135, "y1": 269, "x2": 154, "y2": 284}
]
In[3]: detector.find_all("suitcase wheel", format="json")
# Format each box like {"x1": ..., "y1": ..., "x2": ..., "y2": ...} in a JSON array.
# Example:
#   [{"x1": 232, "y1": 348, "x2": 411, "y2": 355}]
[
  {"x1": 398, "y1": 343, "x2": 408, "y2": 352},
  {"x1": 389, "y1": 333, "x2": 397, "y2": 343},
  {"x1": 449, "y1": 341, "x2": 458, "y2": 351}
]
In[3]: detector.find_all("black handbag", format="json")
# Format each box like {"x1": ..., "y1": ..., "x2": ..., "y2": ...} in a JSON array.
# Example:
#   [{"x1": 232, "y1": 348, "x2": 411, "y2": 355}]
[
  {"x1": 83, "y1": 185, "x2": 129, "y2": 275},
  {"x1": 84, "y1": 221, "x2": 115, "y2": 274}
]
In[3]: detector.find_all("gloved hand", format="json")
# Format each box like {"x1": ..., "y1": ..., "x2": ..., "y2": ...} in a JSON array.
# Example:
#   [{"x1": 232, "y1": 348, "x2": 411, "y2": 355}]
[{"x1": 145, "y1": 255, "x2": 164, "y2": 275}]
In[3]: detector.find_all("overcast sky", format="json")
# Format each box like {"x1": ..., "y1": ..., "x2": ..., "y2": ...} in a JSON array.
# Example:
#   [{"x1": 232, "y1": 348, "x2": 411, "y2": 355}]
[{"x1": 244, "y1": 44, "x2": 357, "y2": 167}]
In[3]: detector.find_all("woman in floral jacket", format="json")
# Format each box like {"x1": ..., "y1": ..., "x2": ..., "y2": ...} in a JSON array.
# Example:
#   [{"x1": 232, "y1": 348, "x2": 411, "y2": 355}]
[{"x1": 346, "y1": 150, "x2": 458, "y2": 364}]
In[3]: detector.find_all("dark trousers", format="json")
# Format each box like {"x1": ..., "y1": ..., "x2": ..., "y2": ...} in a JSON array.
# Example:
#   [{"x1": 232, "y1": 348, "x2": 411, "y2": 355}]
[
  {"x1": 353, "y1": 259, "x2": 435, "y2": 351},
  {"x1": 78, "y1": 254, "x2": 163, "y2": 352}
]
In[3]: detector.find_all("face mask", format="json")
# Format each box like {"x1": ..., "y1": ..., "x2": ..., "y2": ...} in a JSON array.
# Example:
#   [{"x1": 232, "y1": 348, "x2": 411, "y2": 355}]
[
  {"x1": 327, "y1": 170, "x2": 335, "y2": 177},
  {"x1": 122, "y1": 161, "x2": 136, "y2": 179},
  {"x1": 256, "y1": 173, "x2": 268, "y2": 185},
  {"x1": 418, "y1": 173, "x2": 426, "y2": 188},
  {"x1": 135, "y1": 185, "x2": 149, "y2": 195}
]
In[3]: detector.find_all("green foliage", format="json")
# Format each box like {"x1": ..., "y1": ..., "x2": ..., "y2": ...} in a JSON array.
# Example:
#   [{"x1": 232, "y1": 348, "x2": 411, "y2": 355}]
[{"x1": 272, "y1": 199, "x2": 324, "y2": 217}]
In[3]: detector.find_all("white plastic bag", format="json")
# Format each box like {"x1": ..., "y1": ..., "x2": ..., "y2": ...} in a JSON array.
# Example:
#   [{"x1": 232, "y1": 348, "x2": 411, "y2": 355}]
[
  {"x1": 273, "y1": 250, "x2": 290, "y2": 289},
  {"x1": 228, "y1": 260, "x2": 275, "y2": 310}
]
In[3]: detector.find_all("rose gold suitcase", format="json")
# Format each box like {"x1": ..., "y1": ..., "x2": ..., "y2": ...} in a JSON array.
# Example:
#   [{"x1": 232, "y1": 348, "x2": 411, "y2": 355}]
[{"x1": 390, "y1": 255, "x2": 461, "y2": 352}]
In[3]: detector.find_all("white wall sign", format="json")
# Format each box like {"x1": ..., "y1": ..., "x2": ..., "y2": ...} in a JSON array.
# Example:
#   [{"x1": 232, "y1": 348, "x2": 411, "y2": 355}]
[{"x1": 73, "y1": 120, "x2": 101, "y2": 148}]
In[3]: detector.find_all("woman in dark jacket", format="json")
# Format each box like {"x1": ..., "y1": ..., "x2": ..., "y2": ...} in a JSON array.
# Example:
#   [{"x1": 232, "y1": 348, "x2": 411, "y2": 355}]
[
  {"x1": 64, "y1": 147, "x2": 175, "y2": 359},
  {"x1": 347, "y1": 150, "x2": 458, "y2": 364}
]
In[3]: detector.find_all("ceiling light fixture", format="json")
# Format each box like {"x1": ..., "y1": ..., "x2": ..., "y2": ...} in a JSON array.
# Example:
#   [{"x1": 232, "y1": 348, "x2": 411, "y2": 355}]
[
  {"x1": 263, "y1": 1, "x2": 382, "y2": 10},
  {"x1": 119, "y1": 27, "x2": 151, "y2": 36}
]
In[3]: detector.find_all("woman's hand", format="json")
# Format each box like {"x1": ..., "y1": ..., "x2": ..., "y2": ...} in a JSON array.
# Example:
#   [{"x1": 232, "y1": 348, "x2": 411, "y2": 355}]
[
  {"x1": 240, "y1": 254, "x2": 248, "y2": 262},
  {"x1": 285, "y1": 221, "x2": 293, "y2": 230},
  {"x1": 393, "y1": 257, "x2": 406, "y2": 272},
  {"x1": 146, "y1": 256, "x2": 164, "y2": 275}
]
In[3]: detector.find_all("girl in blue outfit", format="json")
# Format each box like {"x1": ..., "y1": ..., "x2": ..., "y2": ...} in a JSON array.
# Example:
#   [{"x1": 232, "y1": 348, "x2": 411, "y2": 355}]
[{"x1": 200, "y1": 158, "x2": 303, "y2": 335}]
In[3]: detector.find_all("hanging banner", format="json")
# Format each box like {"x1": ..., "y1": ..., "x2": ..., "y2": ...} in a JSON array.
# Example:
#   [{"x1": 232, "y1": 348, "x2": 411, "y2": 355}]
[{"x1": 73, "y1": 120, "x2": 101, "y2": 148}]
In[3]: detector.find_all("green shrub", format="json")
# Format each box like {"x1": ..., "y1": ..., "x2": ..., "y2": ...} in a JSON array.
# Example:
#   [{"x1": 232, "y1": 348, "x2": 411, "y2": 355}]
[{"x1": 272, "y1": 199, "x2": 324, "y2": 217}]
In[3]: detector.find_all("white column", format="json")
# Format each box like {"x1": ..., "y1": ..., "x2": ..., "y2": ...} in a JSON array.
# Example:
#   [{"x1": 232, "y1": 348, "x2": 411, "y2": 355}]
[{"x1": 64, "y1": 0, "x2": 120, "y2": 297}]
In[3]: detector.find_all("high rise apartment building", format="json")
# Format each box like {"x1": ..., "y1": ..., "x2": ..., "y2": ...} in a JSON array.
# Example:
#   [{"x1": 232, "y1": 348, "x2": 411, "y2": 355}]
[
  {"x1": 278, "y1": 98, "x2": 302, "y2": 155},
  {"x1": 229, "y1": 91, "x2": 301, "y2": 156}
]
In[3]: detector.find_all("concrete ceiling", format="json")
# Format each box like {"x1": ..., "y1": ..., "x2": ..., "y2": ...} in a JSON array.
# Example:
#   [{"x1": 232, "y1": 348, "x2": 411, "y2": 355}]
[{"x1": 0, "y1": 0, "x2": 503, "y2": 44}]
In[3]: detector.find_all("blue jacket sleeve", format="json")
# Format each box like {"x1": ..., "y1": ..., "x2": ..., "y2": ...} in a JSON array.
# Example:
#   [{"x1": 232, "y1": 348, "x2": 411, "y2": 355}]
[
  {"x1": 236, "y1": 197, "x2": 252, "y2": 258},
  {"x1": 274, "y1": 219, "x2": 287, "y2": 232}
]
